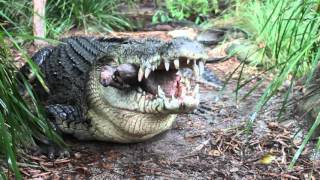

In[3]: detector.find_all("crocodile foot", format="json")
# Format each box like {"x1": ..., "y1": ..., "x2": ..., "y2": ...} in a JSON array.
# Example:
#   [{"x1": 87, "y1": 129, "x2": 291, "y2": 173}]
[{"x1": 32, "y1": 142, "x2": 70, "y2": 159}]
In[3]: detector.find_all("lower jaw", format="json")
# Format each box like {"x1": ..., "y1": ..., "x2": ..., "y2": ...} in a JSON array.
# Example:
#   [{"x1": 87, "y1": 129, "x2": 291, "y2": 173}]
[
  {"x1": 100, "y1": 84, "x2": 199, "y2": 114},
  {"x1": 89, "y1": 106, "x2": 177, "y2": 143}
]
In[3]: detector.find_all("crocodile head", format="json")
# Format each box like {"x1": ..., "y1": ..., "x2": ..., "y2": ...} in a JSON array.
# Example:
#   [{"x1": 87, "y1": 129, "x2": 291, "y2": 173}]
[{"x1": 88, "y1": 38, "x2": 208, "y2": 142}]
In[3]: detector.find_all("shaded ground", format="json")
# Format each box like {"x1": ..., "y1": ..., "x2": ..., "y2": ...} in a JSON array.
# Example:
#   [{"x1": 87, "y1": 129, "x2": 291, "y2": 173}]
[{"x1": 16, "y1": 59, "x2": 319, "y2": 179}]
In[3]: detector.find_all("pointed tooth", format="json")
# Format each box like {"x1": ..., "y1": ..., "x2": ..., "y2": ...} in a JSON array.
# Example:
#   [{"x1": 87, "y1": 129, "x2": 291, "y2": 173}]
[
  {"x1": 152, "y1": 65, "x2": 156, "y2": 71},
  {"x1": 145, "y1": 68, "x2": 151, "y2": 79},
  {"x1": 138, "y1": 67, "x2": 144, "y2": 82},
  {"x1": 157, "y1": 85, "x2": 165, "y2": 98},
  {"x1": 174, "y1": 59, "x2": 179, "y2": 69},
  {"x1": 171, "y1": 94, "x2": 175, "y2": 100},
  {"x1": 193, "y1": 84, "x2": 199, "y2": 96},
  {"x1": 193, "y1": 63, "x2": 200, "y2": 79},
  {"x1": 187, "y1": 59, "x2": 190, "y2": 64},
  {"x1": 137, "y1": 87, "x2": 143, "y2": 93},
  {"x1": 195, "y1": 84, "x2": 199, "y2": 93},
  {"x1": 165, "y1": 61, "x2": 170, "y2": 71},
  {"x1": 199, "y1": 61, "x2": 204, "y2": 75}
]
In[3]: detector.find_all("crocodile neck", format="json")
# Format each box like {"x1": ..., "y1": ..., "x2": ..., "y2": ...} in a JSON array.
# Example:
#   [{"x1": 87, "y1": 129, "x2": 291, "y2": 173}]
[{"x1": 86, "y1": 67, "x2": 176, "y2": 143}]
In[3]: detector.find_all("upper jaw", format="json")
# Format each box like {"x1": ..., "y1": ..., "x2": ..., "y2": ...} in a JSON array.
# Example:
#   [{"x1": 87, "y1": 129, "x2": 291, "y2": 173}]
[
  {"x1": 138, "y1": 57, "x2": 207, "y2": 83},
  {"x1": 136, "y1": 38, "x2": 208, "y2": 82}
]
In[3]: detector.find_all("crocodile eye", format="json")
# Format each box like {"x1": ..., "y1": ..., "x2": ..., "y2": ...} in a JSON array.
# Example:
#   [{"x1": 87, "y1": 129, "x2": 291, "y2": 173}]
[
  {"x1": 112, "y1": 71, "x2": 122, "y2": 83},
  {"x1": 112, "y1": 75, "x2": 118, "y2": 82}
]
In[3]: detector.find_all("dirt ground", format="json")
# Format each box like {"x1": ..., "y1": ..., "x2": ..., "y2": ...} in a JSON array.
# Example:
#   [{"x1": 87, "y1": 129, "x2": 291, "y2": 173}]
[
  {"x1": 10, "y1": 30, "x2": 319, "y2": 179},
  {"x1": 15, "y1": 60, "x2": 318, "y2": 179}
]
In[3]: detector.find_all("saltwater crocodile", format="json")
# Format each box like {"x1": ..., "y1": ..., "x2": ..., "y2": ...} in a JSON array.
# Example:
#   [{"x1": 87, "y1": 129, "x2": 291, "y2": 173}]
[{"x1": 28, "y1": 36, "x2": 208, "y2": 144}]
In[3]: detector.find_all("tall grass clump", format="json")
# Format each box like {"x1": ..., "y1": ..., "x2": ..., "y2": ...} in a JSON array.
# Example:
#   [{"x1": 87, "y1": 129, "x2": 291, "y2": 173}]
[
  {"x1": 238, "y1": 0, "x2": 319, "y2": 72},
  {"x1": 0, "y1": 0, "x2": 133, "y2": 39},
  {"x1": 0, "y1": 0, "x2": 32, "y2": 35},
  {"x1": 233, "y1": 0, "x2": 319, "y2": 167},
  {"x1": 231, "y1": 0, "x2": 319, "y2": 120},
  {"x1": 46, "y1": 0, "x2": 133, "y2": 36},
  {"x1": 0, "y1": 30, "x2": 64, "y2": 179}
]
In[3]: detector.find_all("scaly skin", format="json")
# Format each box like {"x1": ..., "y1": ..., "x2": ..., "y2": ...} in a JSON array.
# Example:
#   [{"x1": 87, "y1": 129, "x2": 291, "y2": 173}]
[{"x1": 29, "y1": 36, "x2": 208, "y2": 143}]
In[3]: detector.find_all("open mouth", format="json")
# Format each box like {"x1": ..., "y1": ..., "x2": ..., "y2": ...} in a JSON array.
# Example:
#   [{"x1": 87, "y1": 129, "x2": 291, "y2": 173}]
[
  {"x1": 138, "y1": 58, "x2": 204, "y2": 101},
  {"x1": 99, "y1": 57, "x2": 205, "y2": 113}
]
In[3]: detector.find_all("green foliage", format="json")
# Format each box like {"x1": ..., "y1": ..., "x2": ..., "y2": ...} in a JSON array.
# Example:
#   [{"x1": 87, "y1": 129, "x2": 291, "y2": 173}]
[
  {"x1": 0, "y1": 29, "x2": 64, "y2": 178},
  {"x1": 152, "y1": 9, "x2": 173, "y2": 24},
  {"x1": 236, "y1": 0, "x2": 319, "y2": 74},
  {"x1": 247, "y1": 0, "x2": 319, "y2": 118},
  {"x1": 0, "y1": 0, "x2": 133, "y2": 39},
  {"x1": 0, "y1": 0, "x2": 32, "y2": 34},
  {"x1": 46, "y1": 0, "x2": 132, "y2": 36},
  {"x1": 289, "y1": 112, "x2": 320, "y2": 169},
  {"x1": 230, "y1": 0, "x2": 320, "y2": 167},
  {"x1": 152, "y1": 0, "x2": 219, "y2": 24}
]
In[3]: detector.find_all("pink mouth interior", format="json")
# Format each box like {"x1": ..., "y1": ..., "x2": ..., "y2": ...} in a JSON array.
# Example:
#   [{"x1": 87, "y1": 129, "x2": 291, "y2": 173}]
[{"x1": 141, "y1": 70, "x2": 183, "y2": 97}]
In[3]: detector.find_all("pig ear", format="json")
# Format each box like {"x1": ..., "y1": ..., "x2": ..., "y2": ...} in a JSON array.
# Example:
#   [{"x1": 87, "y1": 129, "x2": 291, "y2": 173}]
[
  {"x1": 117, "y1": 64, "x2": 138, "y2": 73},
  {"x1": 116, "y1": 64, "x2": 139, "y2": 79}
]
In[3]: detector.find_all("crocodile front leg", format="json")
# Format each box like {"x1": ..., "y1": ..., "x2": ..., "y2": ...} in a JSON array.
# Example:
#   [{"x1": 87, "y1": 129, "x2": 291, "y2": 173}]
[
  {"x1": 46, "y1": 104, "x2": 93, "y2": 140},
  {"x1": 34, "y1": 104, "x2": 93, "y2": 158}
]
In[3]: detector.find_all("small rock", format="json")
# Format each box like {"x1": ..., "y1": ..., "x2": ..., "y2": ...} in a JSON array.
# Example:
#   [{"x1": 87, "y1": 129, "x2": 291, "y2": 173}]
[
  {"x1": 219, "y1": 109, "x2": 228, "y2": 116},
  {"x1": 208, "y1": 149, "x2": 221, "y2": 157},
  {"x1": 74, "y1": 152, "x2": 82, "y2": 159},
  {"x1": 267, "y1": 122, "x2": 279, "y2": 129},
  {"x1": 230, "y1": 167, "x2": 239, "y2": 172}
]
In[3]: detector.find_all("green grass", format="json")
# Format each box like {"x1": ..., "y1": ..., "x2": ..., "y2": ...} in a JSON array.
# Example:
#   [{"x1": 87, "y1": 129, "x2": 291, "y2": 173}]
[
  {"x1": 240, "y1": 0, "x2": 319, "y2": 119},
  {"x1": 238, "y1": 0, "x2": 319, "y2": 73},
  {"x1": 226, "y1": 0, "x2": 320, "y2": 167},
  {"x1": 46, "y1": 0, "x2": 133, "y2": 36},
  {"x1": 152, "y1": 0, "x2": 220, "y2": 24},
  {"x1": 0, "y1": 29, "x2": 64, "y2": 179},
  {"x1": 0, "y1": 0, "x2": 32, "y2": 35},
  {"x1": 0, "y1": 0, "x2": 133, "y2": 40}
]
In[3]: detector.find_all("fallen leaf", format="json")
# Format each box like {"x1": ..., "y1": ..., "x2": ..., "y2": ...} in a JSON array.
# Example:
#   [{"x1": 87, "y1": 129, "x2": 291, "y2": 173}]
[
  {"x1": 208, "y1": 149, "x2": 221, "y2": 157},
  {"x1": 259, "y1": 153, "x2": 276, "y2": 165}
]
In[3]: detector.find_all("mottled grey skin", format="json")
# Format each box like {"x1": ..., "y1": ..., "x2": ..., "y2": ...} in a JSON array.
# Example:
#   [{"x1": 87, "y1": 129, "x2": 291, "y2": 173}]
[{"x1": 29, "y1": 36, "x2": 208, "y2": 143}]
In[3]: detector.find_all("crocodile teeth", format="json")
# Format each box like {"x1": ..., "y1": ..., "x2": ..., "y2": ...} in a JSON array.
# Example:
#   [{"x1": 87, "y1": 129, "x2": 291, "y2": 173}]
[
  {"x1": 138, "y1": 67, "x2": 144, "y2": 82},
  {"x1": 152, "y1": 65, "x2": 156, "y2": 71},
  {"x1": 187, "y1": 59, "x2": 190, "y2": 64},
  {"x1": 199, "y1": 61, "x2": 204, "y2": 75},
  {"x1": 193, "y1": 60, "x2": 200, "y2": 79},
  {"x1": 137, "y1": 87, "x2": 143, "y2": 93},
  {"x1": 145, "y1": 68, "x2": 151, "y2": 79},
  {"x1": 165, "y1": 61, "x2": 170, "y2": 71},
  {"x1": 157, "y1": 85, "x2": 165, "y2": 98},
  {"x1": 171, "y1": 94, "x2": 175, "y2": 100},
  {"x1": 192, "y1": 84, "x2": 200, "y2": 97},
  {"x1": 174, "y1": 59, "x2": 179, "y2": 69}
]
